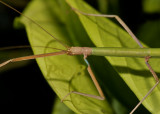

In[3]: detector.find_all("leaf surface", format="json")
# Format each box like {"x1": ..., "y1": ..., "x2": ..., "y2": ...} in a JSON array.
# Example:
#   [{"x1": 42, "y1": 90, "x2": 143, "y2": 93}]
[
  {"x1": 15, "y1": 0, "x2": 160, "y2": 113},
  {"x1": 15, "y1": 0, "x2": 114, "y2": 113},
  {"x1": 66, "y1": 0, "x2": 160, "y2": 113}
]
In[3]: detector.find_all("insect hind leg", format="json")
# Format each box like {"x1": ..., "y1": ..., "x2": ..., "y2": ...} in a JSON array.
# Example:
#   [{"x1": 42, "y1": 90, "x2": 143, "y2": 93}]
[
  {"x1": 66, "y1": 2, "x2": 159, "y2": 113},
  {"x1": 130, "y1": 56, "x2": 159, "y2": 114}
]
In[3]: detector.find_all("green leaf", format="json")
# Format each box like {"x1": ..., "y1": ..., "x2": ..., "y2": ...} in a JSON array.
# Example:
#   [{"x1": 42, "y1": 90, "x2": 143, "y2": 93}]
[
  {"x1": 52, "y1": 97, "x2": 75, "y2": 114},
  {"x1": 97, "y1": 0, "x2": 108, "y2": 14},
  {"x1": 137, "y1": 20, "x2": 160, "y2": 48},
  {"x1": 142, "y1": 0, "x2": 160, "y2": 13},
  {"x1": 14, "y1": 0, "x2": 160, "y2": 113},
  {"x1": 15, "y1": 0, "x2": 114, "y2": 113},
  {"x1": 66, "y1": 0, "x2": 160, "y2": 113}
]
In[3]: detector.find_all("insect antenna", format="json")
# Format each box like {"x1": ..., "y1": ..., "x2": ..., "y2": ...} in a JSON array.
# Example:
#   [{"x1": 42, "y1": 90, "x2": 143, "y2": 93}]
[{"x1": 0, "y1": 0, "x2": 69, "y2": 49}]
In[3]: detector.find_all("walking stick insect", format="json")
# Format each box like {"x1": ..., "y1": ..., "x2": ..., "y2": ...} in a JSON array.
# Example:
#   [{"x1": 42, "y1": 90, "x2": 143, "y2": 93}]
[{"x1": 0, "y1": 0, "x2": 160, "y2": 113}]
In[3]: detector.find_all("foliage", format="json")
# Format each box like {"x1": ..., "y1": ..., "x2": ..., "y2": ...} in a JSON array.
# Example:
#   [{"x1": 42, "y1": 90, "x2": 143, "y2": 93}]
[{"x1": 14, "y1": 0, "x2": 160, "y2": 113}]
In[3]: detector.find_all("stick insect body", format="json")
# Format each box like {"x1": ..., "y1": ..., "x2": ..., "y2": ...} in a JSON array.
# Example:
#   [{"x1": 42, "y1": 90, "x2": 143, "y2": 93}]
[{"x1": 0, "y1": 0, "x2": 159, "y2": 114}]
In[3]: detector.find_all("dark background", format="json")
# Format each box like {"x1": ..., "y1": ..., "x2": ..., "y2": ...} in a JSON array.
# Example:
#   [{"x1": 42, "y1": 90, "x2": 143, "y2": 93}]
[
  {"x1": 0, "y1": 0, "x2": 159, "y2": 113},
  {"x1": 0, "y1": 0, "x2": 55, "y2": 113}
]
